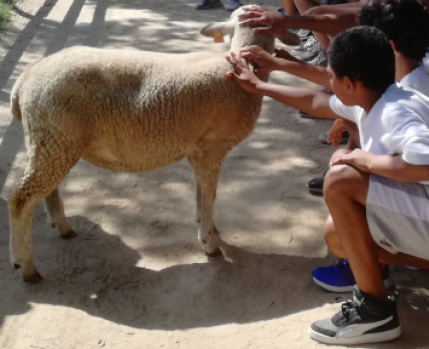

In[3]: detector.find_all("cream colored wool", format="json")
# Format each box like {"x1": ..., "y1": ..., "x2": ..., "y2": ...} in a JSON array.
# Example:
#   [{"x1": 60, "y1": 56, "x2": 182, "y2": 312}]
[{"x1": 8, "y1": 6, "x2": 274, "y2": 281}]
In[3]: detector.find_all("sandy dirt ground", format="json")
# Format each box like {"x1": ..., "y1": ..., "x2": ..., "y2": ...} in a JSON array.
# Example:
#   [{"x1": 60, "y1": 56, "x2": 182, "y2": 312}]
[{"x1": 0, "y1": 0, "x2": 429, "y2": 348}]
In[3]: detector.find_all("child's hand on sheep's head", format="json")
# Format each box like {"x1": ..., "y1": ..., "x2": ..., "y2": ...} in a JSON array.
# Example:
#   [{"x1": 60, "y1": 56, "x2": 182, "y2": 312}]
[
  {"x1": 226, "y1": 52, "x2": 264, "y2": 95},
  {"x1": 238, "y1": 7, "x2": 285, "y2": 37},
  {"x1": 238, "y1": 46, "x2": 277, "y2": 75}
]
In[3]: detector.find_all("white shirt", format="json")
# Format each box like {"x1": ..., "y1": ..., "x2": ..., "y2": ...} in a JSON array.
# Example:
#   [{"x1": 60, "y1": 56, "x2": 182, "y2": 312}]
[
  {"x1": 423, "y1": 52, "x2": 429, "y2": 69},
  {"x1": 400, "y1": 65, "x2": 429, "y2": 96},
  {"x1": 329, "y1": 83, "x2": 429, "y2": 184}
]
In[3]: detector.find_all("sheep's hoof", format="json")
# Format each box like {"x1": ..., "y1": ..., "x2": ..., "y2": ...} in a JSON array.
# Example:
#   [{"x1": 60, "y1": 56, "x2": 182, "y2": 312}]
[
  {"x1": 23, "y1": 271, "x2": 43, "y2": 283},
  {"x1": 61, "y1": 229, "x2": 77, "y2": 239},
  {"x1": 17, "y1": 263, "x2": 43, "y2": 282},
  {"x1": 206, "y1": 248, "x2": 222, "y2": 257}
]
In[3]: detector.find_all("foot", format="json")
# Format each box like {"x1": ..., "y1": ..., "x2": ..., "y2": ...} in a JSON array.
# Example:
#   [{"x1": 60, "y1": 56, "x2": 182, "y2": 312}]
[
  {"x1": 224, "y1": 0, "x2": 242, "y2": 11},
  {"x1": 309, "y1": 285, "x2": 401, "y2": 345},
  {"x1": 309, "y1": 49, "x2": 327, "y2": 67},
  {"x1": 195, "y1": 0, "x2": 222, "y2": 10},
  {"x1": 312, "y1": 259, "x2": 393, "y2": 293},
  {"x1": 307, "y1": 176, "x2": 324, "y2": 196},
  {"x1": 14, "y1": 260, "x2": 43, "y2": 282},
  {"x1": 292, "y1": 36, "x2": 318, "y2": 57},
  {"x1": 277, "y1": 31, "x2": 301, "y2": 46},
  {"x1": 199, "y1": 226, "x2": 221, "y2": 256}
]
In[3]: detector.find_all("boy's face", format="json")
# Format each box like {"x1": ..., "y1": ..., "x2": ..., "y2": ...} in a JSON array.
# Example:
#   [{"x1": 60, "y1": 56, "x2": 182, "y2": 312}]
[{"x1": 327, "y1": 65, "x2": 357, "y2": 106}]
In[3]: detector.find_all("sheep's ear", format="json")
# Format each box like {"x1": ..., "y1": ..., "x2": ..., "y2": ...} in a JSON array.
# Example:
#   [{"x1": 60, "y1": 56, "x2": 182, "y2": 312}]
[{"x1": 200, "y1": 21, "x2": 235, "y2": 39}]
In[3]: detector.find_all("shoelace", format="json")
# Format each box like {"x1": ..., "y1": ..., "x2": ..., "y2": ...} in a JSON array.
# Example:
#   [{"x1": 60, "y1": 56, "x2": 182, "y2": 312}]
[
  {"x1": 303, "y1": 37, "x2": 317, "y2": 48},
  {"x1": 334, "y1": 296, "x2": 359, "y2": 323},
  {"x1": 337, "y1": 258, "x2": 349, "y2": 268},
  {"x1": 340, "y1": 300, "x2": 356, "y2": 320}
]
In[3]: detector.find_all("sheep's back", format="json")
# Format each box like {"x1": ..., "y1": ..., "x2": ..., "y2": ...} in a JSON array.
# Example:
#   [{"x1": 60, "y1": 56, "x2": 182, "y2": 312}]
[{"x1": 15, "y1": 47, "x2": 263, "y2": 172}]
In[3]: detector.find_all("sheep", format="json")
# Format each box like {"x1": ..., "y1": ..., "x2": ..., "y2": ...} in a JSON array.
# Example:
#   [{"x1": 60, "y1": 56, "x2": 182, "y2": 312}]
[{"x1": 8, "y1": 6, "x2": 275, "y2": 282}]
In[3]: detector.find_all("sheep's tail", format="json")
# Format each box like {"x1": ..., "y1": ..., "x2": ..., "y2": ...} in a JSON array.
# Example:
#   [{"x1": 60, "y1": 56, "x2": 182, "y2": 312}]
[{"x1": 10, "y1": 81, "x2": 22, "y2": 121}]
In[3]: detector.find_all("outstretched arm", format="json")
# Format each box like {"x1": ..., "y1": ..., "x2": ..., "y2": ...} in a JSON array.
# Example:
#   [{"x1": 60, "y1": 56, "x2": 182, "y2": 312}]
[
  {"x1": 226, "y1": 53, "x2": 340, "y2": 119},
  {"x1": 239, "y1": 46, "x2": 330, "y2": 88},
  {"x1": 239, "y1": 7, "x2": 358, "y2": 37}
]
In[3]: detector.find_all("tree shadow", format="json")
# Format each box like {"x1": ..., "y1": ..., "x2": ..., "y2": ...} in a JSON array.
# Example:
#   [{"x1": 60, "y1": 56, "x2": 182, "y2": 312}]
[{"x1": 0, "y1": 196, "x2": 428, "y2": 349}]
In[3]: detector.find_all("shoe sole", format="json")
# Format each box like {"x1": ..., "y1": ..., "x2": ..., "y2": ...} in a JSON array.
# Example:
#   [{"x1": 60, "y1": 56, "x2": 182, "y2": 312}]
[
  {"x1": 308, "y1": 188, "x2": 323, "y2": 196},
  {"x1": 313, "y1": 277, "x2": 354, "y2": 292},
  {"x1": 313, "y1": 277, "x2": 394, "y2": 293},
  {"x1": 309, "y1": 326, "x2": 401, "y2": 345}
]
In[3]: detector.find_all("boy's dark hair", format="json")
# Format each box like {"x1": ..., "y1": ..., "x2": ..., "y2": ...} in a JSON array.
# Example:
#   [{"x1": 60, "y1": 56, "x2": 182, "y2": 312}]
[
  {"x1": 359, "y1": 0, "x2": 429, "y2": 61},
  {"x1": 328, "y1": 26, "x2": 395, "y2": 91}
]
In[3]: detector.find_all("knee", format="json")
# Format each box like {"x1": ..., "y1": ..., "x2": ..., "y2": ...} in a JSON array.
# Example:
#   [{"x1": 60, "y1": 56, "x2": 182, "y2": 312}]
[{"x1": 323, "y1": 165, "x2": 355, "y2": 199}]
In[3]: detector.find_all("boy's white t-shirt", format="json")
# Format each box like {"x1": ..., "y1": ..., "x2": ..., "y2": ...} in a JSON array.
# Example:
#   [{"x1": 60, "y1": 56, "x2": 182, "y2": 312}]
[
  {"x1": 399, "y1": 65, "x2": 429, "y2": 96},
  {"x1": 423, "y1": 52, "x2": 429, "y2": 69},
  {"x1": 329, "y1": 83, "x2": 429, "y2": 184}
]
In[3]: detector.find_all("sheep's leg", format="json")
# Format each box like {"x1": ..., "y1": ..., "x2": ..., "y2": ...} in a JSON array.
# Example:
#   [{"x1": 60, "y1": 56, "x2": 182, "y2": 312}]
[
  {"x1": 188, "y1": 157, "x2": 203, "y2": 223},
  {"x1": 188, "y1": 152, "x2": 225, "y2": 256},
  {"x1": 9, "y1": 141, "x2": 79, "y2": 282},
  {"x1": 45, "y1": 187, "x2": 76, "y2": 239}
]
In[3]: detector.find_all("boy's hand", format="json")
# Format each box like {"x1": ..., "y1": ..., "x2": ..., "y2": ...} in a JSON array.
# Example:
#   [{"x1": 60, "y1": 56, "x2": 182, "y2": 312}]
[
  {"x1": 239, "y1": 45, "x2": 278, "y2": 74},
  {"x1": 330, "y1": 149, "x2": 376, "y2": 172},
  {"x1": 274, "y1": 48, "x2": 298, "y2": 61},
  {"x1": 238, "y1": 7, "x2": 287, "y2": 36},
  {"x1": 327, "y1": 119, "x2": 345, "y2": 148},
  {"x1": 226, "y1": 52, "x2": 264, "y2": 94}
]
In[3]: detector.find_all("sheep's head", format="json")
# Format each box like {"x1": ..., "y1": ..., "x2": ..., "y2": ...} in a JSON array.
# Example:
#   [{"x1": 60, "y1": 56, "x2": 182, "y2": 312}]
[{"x1": 200, "y1": 5, "x2": 275, "y2": 55}]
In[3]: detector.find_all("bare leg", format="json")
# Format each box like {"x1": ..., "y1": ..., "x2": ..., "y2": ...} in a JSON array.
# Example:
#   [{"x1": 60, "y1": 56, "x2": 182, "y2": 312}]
[
  {"x1": 324, "y1": 164, "x2": 387, "y2": 298},
  {"x1": 283, "y1": 0, "x2": 296, "y2": 15},
  {"x1": 45, "y1": 187, "x2": 76, "y2": 238},
  {"x1": 324, "y1": 215, "x2": 429, "y2": 269}
]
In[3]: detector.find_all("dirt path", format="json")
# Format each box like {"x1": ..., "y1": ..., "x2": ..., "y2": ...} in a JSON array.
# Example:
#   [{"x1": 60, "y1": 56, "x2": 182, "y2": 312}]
[{"x1": 0, "y1": 1, "x2": 428, "y2": 348}]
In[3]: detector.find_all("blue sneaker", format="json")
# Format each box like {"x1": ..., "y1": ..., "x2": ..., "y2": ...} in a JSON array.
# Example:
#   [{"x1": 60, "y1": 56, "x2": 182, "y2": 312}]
[{"x1": 313, "y1": 259, "x2": 392, "y2": 293}]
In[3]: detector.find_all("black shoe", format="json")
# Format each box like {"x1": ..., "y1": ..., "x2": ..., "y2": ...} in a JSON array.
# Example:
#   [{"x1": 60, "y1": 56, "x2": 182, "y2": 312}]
[
  {"x1": 195, "y1": 0, "x2": 222, "y2": 10},
  {"x1": 310, "y1": 285, "x2": 401, "y2": 345},
  {"x1": 307, "y1": 176, "x2": 324, "y2": 195}
]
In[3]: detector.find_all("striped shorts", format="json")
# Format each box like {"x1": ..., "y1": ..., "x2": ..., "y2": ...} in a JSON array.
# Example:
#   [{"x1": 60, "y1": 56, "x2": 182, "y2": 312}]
[{"x1": 366, "y1": 174, "x2": 429, "y2": 260}]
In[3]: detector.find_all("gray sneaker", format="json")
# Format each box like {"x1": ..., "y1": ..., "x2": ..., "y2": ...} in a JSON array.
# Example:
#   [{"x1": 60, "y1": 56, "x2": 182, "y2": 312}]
[
  {"x1": 292, "y1": 36, "x2": 317, "y2": 53},
  {"x1": 224, "y1": 0, "x2": 242, "y2": 10},
  {"x1": 310, "y1": 285, "x2": 401, "y2": 345},
  {"x1": 297, "y1": 28, "x2": 312, "y2": 40},
  {"x1": 294, "y1": 42, "x2": 320, "y2": 62},
  {"x1": 309, "y1": 49, "x2": 327, "y2": 67}
]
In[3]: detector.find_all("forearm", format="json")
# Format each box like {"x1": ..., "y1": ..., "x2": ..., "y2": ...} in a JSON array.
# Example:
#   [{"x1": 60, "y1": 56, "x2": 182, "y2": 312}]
[
  {"x1": 275, "y1": 58, "x2": 330, "y2": 87},
  {"x1": 284, "y1": 13, "x2": 358, "y2": 36},
  {"x1": 369, "y1": 155, "x2": 429, "y2": 182},
  {"x1": 314, "y1": 2, "x2": 362, "y2": 16},
  {"x1": 256, "y1": 82, "x2": 339, "y2": 119}
]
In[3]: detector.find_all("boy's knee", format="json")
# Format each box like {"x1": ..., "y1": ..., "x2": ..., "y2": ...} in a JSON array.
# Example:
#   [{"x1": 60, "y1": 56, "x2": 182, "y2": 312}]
[
  {"x1": 324, "y1": 165, "x2": 355, "y2": 197},
  {"x1": 329, "y1": 148, "x2": 352, "y2": 164}
]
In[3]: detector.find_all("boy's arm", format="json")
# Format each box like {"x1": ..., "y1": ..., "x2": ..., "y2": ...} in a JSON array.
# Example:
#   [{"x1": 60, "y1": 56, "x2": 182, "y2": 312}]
[
  {"x1": 332, "y1": 151, "x2": 429, "y2": 183},
  {"x1": 239, "y1": 46, "x2": 330, "y2": 87},
  {"x1": 275, "y1": 57, "x2": 330, "y2": 88},
  {"x1": 257, "y1": 83, "x2": 339, "y2": 119},
  {"x1": 303, "y1": 2, "x2": 362, "y2": 17},
  {"x1": 239, "y1": 7, "x2": 358, "y2": 37},
  {"x1": 226, "y1": 53, "x2": 340, "y2": 119}
]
